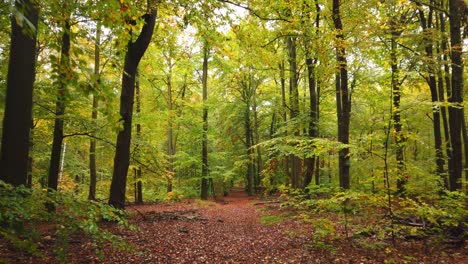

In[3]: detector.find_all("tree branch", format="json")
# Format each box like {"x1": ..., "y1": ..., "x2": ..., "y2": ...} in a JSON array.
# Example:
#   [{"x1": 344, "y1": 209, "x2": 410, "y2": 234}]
[{"x1": 218, "y1": 0, "x2": 291, "y2": 22}]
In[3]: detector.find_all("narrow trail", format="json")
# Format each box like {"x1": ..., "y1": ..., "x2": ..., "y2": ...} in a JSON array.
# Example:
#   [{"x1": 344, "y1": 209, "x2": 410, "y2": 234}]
[{"x1": 105, "y1": 188, "x2": 320, "y2": 263}]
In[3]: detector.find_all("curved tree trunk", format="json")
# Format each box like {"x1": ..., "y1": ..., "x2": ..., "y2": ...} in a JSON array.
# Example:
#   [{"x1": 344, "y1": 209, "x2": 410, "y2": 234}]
[{"x1": 109, "y1": 3, "x2": 157, "y2": 209}]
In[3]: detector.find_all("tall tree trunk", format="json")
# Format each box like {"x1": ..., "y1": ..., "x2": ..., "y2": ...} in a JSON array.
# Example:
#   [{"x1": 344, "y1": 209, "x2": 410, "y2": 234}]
[
  {"x1": 48, "y1": 13, "x2": 71, "y2": 192},
  {"x1": 446, "y1": 0, "x2": 464, "y2": 191},
  {"x1": 252, "y1": 92, "x2": 262, "y2": 193},
  {"x1": 304, "y1": 55, "x2": 318, "y2": 189},
  {"x1": 89, "y1": 22, "x2": 101, "y2": 201},
  {"x1": 390, "y1": 18, "x2": 406, "y2": 195},
  {"x1": 279, "y1": 61, "x2": 290, "y2": 184},
  {"x1": 167, "y1": 60, "x2": 174, "y2": 193},
  {"x1": 418, "y1": 6, "x2": 446, "y2": 189},
  {"x1": 135, "y1": 69, "x2": 143, "y2": 204},
  {"x1": 0, "y1": 0, "x2": 39, "y2": 186},
  {"x1": 304, "y1": 0, "x2": 321, "y2": 190},
  {"x1": 447, "y1": 0, "x2": 464, "y2": 191},
  {"x1": 109, "y1": 4, "x2": 157, "y2": 209},
  {"x1": 438, "y1": 8, "x2": 451, "y2": 189},
  {"x1": 245, "y1": 103, "x2": 254, "y2": 196},
  {"x1": 287, "y1": 37, "x2": 301, "y2": 189},
  {"x1": 332, "y1": 0, "x2": 350, "y2": 189},
  {"x1": 201, "y1": 44, "x2": 210, "y2": 200}
]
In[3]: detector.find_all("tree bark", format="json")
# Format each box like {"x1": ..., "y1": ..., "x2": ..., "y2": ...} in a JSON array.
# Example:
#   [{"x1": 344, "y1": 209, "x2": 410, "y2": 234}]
[
  {"x1": 304, "y1": 0, "x2": 321, "y2": 190},
  {"x1": 287, "y1": 37, "x2": 301, "y2": 189},
  {"x1": 438, "y1": 8, "x2": 451, "y2": 189},
  {"x1": 201, "y1": 44, "x2": 210, "y2": 200},
  {"x1": 332, "y1": 0, "x2": 350, "y2": 189},
  {"x1": 447, "y1": 0, "x2": 464, "y2": 191},
  {"x1": 418, "y1": 6, "x2": 447, "y2": 189},
  {"x1": 48, "y1": 13, "x2": 71, "y2": 192},
  {"x1": 389, "y1": 18, "x2": 406, "y2": 195},
  {"x1": 245, "y1": 103, "x2": 254, "y2": 196},
  {"x1": 89, "y1": 22, "x2": 101, "y2": 201},
  {"x1": 279, "y1": 61, "x2": 290, "y2": 183},
  {"x1": 0, "y1": 0, "x2": 39, "y2": 187},
  {"x1": 252, "y1": 92, "x2": 262, "y2": 193},
  {"x1": 167, "y1": 58, "x2": 174, "y2": 193},
  {"x1": 109, "y1": 4, "x2": 157, "y2": 209},
  {"x1": 135, "y1": 69, "x2": 143, "y2": 204}
]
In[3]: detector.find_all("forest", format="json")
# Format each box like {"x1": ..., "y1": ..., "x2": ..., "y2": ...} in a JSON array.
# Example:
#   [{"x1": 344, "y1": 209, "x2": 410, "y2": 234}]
[{"x1": 0, "y1": 0, "x2": 467, "y2": 262}]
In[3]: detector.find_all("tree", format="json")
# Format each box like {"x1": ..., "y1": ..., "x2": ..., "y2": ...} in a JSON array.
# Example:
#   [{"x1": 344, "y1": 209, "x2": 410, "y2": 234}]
[
  {"x1": 0, "y1": 0, "x2": 39, "y2": 187},
  {"x1": 109, "y1": 0, "x2": 157, "y2": 209},
  {"x1": 48, "y1": 3, "x2": 71, "y2": 192},
  {"x1": 303, "y1": 0, "x2": 321, "y2": 189},
  {"x1": 447, "y1": 0, "x2": 464, "y2": 191},
  {"x1": 201, "y1": 43, "x2": 210, "y2": 200},
  {"x1": 88, "y1": 22, "x2": 101, "y2": 200},
  {"x1": 332, "y1": 0, "x2": 351, "y2": 189}
]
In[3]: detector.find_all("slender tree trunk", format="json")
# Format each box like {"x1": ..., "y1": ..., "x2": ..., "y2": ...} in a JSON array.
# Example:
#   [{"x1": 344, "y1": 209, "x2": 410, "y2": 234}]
[
  {"x1": 89, "y1": 22, "x2": 101, "y2": 201},
  {"x1": 0, "y1": 0, "x2": 39, "y2": 186},
  {"x1": 135, "y1": 69, "x2": 143, "y2": 204},
  {"x1": 389, "y1": 19, "x2": 406, "y2": 195},
  {"x1": 279, "y1": 61, "x2": 290, "y2": 184},
  {"x1": 252, "y1": 92, "x2": 262, "y2": 193},
  {"x1": 304, "y1": 55, "x2": 319, "y2": 189},
  {"x1": 245, "y1": 103, "x2": 254, "y2": 196},
  {"x1": 438, "y1": 9, "x2": 451, "y2": 189},
  {"x1": 109, "y1": 4, "x2": 157, "y2": 209},
  {"x1": 287, "y1": 37, "x2": 301, "y2": 189},
  {"x1": 167, "y1": 61, "x2": 174, "y2": 193},
  {"x1": 418, "y1": 6, "x2": 446, "y2": 189},
  {"x1": 48, "y1": 14, "x2": 71, "y2": 192},
  {"x1": 303, "y1": 0, "x2": 320, "y2": 190},
  {"x1": 332, "y1": 0, "x2": 350, "y2": 189},
  {"x1": 446, "y1": 0, "x2": 464, "y2": 191},
  {"x1": 201, "y1": 44, "x2": 210, "y2": 200}
]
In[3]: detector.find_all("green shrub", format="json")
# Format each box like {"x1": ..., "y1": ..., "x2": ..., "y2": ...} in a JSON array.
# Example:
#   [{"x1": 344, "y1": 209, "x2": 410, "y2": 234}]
[{"x1": 0, "y1": 181, "x2": 134, "y2": 261}]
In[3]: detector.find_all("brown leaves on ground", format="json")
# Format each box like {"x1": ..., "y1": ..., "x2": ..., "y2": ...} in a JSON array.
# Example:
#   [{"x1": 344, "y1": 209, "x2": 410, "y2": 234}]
[{"x1": 1, "y1": 189, "x2": 467, "y2": 263}]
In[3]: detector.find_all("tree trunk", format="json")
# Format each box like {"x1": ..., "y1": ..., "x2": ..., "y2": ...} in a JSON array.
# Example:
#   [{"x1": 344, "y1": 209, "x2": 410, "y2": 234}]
[
  {"x1": 252, "y1": 92, "x2": 262, "y2": 193},
  {"x1": 135, "y1": 69, "x2": 143, "y2": 204},
  {"x1": 438, "y1": 8, "x2": 451, "y2": 189},
  {"x1": 0, "y1": 0, "x2": 39, "y2": 187},
  {"x1": 303, "y1": 0, "x2": 320, "y2": 190},
  {"x1": 27, "y1": 119, "x2": 35, "y2": 188},
  {"x1": 279, "y1": 61, "x2": 290, "y2": 183},
  {"x1": 287, "y1": 37, "x2": 301, "y2": 189},
  {"x1": 201, "y1": 44, "x2": 210, "y2": 200},
  {"x1": 390, "y1": 18, "x2": 406, "y2": 195},
  {"x1": 109, "y1": 4, "x2": 157, "y2": 209},
  {"x1": 245, "y1": 103, "x2": 254, "y2": 196},
  {"x1": 89, "y1": 22, "x2": 101, "y2": 201},
  {"x1": 167, "y1": 60, "x2": 174, "y2": 193},
  {"x1": 447, "y1": 0, "x2": 464, "y2": 191},
  {"x1": 418, "y1": 6, "x2": 446, "y2": 189},
  {"x1": 48, "y1": 14, "x2": 71, "y2": 192},
  {"x1": 332, "y1": 0, "x2": 350, "y2": 189}
]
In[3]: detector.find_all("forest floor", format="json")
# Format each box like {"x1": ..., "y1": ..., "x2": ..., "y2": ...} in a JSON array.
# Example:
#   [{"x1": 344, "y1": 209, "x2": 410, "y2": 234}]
[{"x1": 1, "y1": 188, "x2": 467, "y2": 263}]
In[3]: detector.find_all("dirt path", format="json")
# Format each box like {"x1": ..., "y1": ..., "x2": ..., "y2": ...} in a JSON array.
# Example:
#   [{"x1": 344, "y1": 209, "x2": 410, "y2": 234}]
[{"x1": 105, "y1": 189, "x2": 320, "y2": 263}]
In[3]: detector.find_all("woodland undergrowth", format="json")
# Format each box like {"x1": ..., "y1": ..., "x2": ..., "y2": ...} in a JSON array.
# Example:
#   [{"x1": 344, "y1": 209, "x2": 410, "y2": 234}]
[
  {"x1": 0, "y1": 181, "x2": 135, "y2": 262},
  {"x1": 277, "y1": 185, "x2": 468, "y2": 252}
]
